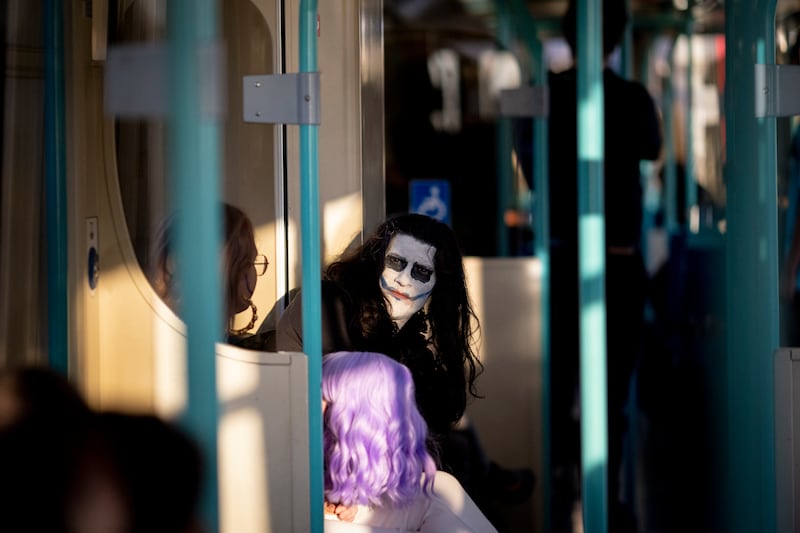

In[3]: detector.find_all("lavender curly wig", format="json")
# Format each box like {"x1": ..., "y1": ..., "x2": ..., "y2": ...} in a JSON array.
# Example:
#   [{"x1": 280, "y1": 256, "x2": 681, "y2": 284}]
[{"x1": 322, "y1": 351, "x2": 437, "y2": 508}]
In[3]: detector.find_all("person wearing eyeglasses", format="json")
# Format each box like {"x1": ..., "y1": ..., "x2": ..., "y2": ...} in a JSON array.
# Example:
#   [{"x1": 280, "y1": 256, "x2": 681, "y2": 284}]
[{"x1": 151, "y1": 202, "x2": 272, "y2": 348}]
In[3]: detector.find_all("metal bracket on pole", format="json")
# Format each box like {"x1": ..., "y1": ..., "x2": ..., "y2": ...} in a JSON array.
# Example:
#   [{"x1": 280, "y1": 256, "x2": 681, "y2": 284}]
[
  {"x1": 755, "y1": 64, "x2": 800, "y2": 117},
  {"x1": 499, "y1": 85, "x2": 549, "y2": 118},
  {"x1": 243, "y1": 72, "x2": 321, "y2": 124}
]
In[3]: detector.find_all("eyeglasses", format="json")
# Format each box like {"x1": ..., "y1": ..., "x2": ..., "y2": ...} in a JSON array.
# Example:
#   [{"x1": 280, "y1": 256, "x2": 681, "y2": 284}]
[{"x1": 254, "y1": 254, "x2": 269, "y2": 276}]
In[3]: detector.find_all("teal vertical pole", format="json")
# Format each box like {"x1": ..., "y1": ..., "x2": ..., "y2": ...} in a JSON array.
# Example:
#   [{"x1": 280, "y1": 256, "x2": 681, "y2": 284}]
[
  {"x1": 496, "y1": 1, "x2": 512, "y2": 257},
  {"x1": 44, "y1": 0, "x2": 68, "y2": 374},
  {"x1": 620, "y1": 0, "x2": 633, "y2": 78},
  {"x1": 640, "y1": 55, "x2": 655, "y2": 255},
  {"x1": 507, "y1": 0, "x2": 551, "y2": 527},
  {"x1": 664, "y1": 40, "x2": 678, "y2": 234},
  {"x1": 298, "y1": 2, "x2": 323, "y2": 531},
  {"x1": 724, "y1": 0, "x2": 778, "y2": 532},
  {"x1": 638, "y1": 37, "x2": 650, "y2": 86},
  {"x1": 684, "y1": 26, "x2": 697, "y2": 224},
  {"x1": 577, "y1": 1, "x2": 608, "y2": 532},
  {"x1": 533, "y1": 46, "x2": 552, "y2": 533},
  {"x1": 167, "y1": 1, "x2": 221, "y2": 530}
]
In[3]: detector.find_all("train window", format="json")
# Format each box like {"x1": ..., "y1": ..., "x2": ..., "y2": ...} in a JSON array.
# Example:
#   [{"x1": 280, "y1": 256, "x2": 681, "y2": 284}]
[
  {"x1": 671, "y1": 33, "x2": 726, "y2": 236},
  {"x1": 107, "y1": 0, "x2": 280, "y2": 339},
  {"x1": 385, "y1": 3, "x2": 528, "y2": 257},
  {"x1": 777, "y1": 6, "x2": 800, "y2": 345}
]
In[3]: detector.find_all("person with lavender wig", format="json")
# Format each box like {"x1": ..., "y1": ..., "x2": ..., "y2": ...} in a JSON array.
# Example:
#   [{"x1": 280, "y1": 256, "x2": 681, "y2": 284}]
[
  {"x1": 268, "y1": 214, "x2": 534, "y2": 528},
  {"x1": 321, "y1": 351, "x2": 497, "y2": 532}
]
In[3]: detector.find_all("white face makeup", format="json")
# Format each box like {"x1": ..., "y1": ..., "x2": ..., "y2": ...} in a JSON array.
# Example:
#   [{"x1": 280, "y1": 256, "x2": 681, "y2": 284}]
[{"x1": 380, "y1": 234, "x2": 437, "y2": 329}]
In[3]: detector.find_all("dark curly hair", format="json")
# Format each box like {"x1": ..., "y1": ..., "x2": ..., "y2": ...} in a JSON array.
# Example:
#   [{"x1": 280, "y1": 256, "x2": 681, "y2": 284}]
[{"x1": 325, "y1": 214, "x2": 483, "y2": 416}]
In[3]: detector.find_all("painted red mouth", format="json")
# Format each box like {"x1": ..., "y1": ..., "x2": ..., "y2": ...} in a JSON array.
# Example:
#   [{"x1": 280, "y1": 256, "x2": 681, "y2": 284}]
[{"x1": 385, "y1": 288, "x2": 410, "y2": 300}]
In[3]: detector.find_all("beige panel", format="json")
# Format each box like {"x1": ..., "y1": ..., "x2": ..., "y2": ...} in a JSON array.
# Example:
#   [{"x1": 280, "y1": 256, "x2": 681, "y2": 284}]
[
  {"x1": 318, "y1": 1, "x2": 363, "y2": 261},
  {"x1": 463, "y1": 256, "x2": 543, "y2": 533},
  {"x1": 97, "y1": 89, "x2": 159, "y2": 413},
  {"x1": 65, "y1": 1, "x2": 156, "y2": 410},
  {"x1": 284, "y1": 1, "x2": 365, "y2": 288},
  {"x1": 359, "y1": 0, "x2": 386, "y2": 236},
  {"x1": 65, "y1": 0, "x2": 98, "y2": 404},
  {"x1": 216, "y1": 346, "x2": 309, "y2": 533},
  {"x1": 222, "y1": 0, "x2": 279, "y2": 334}
]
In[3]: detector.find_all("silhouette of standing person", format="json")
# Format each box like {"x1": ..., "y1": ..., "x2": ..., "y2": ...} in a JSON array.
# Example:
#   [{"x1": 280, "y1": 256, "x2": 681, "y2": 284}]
[{"x1": 547, "y1": 1, "x2": 662, "y2": 531}]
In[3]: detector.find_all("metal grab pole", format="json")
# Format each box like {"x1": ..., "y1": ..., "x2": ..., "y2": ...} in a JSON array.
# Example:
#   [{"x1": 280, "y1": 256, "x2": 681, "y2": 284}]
[
  {"x1": 298, "y1": 2, "x2": 324, "y2": 532},
  {"x1": 577, "y1": 0, "x2": 608, "y2": 532},
  {"x1": 167, "y1": 1, "x2": 222, "y2": 530},
  {"x1": 496, "y1": 0, "x2": 513, "y2": 257},
  {"x1": 724, "y1": 0, "x2": 778, "y2": 532},
  {"x1": 664, "y1": 39, "x2": 678, "y2": 234},
  {"x1": 44, "y1": 0, "x2": 68, "y2": 374},
  {"x1": 505, "y1": 0, "x2": 551, "y2": 527}
]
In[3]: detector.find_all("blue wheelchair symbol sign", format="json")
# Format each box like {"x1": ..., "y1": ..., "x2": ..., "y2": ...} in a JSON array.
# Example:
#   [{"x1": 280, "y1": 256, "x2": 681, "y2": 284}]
[{"x1": 410, "y1": 180, "x2": 451, "y2": 225}]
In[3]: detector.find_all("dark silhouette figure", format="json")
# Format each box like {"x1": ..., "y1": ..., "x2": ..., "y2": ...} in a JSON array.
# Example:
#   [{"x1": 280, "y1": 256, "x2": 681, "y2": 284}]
[
  {"x1": 0, "y1": 366, "x2": 92, "y2": 430},
  {"x1": 0, "y1": 367, "x2": 204, "y2": 533},
  {"x1": 0, "y1": 367, "x2": 94, "y2": 532},
  {"x1": 79, "y1": 412, "x2": 205, "y2": 533},
  {"x1": 547, "y1": 1, "x2": 662, "y2": 531}
]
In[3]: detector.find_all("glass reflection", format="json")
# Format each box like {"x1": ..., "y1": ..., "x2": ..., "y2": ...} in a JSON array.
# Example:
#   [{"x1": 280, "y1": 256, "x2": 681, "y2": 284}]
[{"x1": 108, "y1": 0, "x2": 278, "y2": 338}]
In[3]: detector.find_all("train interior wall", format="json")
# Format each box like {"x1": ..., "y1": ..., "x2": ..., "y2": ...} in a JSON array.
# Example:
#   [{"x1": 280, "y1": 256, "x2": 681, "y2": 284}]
[{"x1": 3, "y1": 0, "x2": 800, "y2": 532}]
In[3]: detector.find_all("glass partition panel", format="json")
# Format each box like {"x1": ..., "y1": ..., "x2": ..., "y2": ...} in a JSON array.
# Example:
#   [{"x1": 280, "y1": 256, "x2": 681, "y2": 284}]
[
  {"x1": 777, "y1": 2, "x2": 800, "y2": 345},
  {"x1": 109, "y1": 0, "x2": 280, "y2": 341}
]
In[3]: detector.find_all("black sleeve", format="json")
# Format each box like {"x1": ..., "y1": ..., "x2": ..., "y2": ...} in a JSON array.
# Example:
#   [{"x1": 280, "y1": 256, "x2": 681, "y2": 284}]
[
  {"x1": 275, "y1": 291, "x2": 305, "y2": 352},
  {"x1": 635, "y1": 83, "x2": 663, "y2": 161},
  {"x1": 397, "y1": 339, "x2": 464, "y2": 437},
  {"x1": 275, "y1": 281, "x2": 356, "y2": 354}
]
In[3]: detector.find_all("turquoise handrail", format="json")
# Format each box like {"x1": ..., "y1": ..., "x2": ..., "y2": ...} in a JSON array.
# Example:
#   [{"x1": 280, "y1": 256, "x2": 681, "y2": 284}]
[
  {"x1": 724, "y1": 0, "x2": 778, "y2": 532},
  {"x1": 167, "y1": 1, "x2": 222, "y2": 530},
  {"x1": 621, "y1": 0, "x2": 634, "y2": 78},
  {"x1": 532, "y1": 52, "x2": 551, "y2": 533},
  {"x1": 577, "y1": 0, "x2": 609, "y2": 532},
  {"x1": 44, "y1": 0, "x2": 68, "y2": 374},
  {"x1": 664, "y1": 38, "x2": 679, "y2": 234},
  {"x1": 496, "y1": 0, "x2": 513, "y2": 257},
  {"x1": 298, "y1": 1, "x2": 324, "y2": 532},
  {"x1": 505, "y1": 0, "x2": 551, "y2": 528},
  {"x1": 684, "y1": 24, "x2": 697, "y2": 227}
]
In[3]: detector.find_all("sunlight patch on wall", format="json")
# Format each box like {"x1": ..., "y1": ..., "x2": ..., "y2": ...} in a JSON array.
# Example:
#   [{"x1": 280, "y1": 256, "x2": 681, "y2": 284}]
[
  {"x1": 153, "y1": 311, "x2": 187, "y2": 419},
  {"x1": 219, "y1": 408, "x2": 269, "y2": 532},
  {"x1": 323, "y1": 192, "x2": 362, "y2": 265}
]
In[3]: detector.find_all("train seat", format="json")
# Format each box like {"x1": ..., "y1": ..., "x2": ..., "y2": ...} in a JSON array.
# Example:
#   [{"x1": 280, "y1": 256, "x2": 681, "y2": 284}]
[{"x1": 216, "y1": 344, "x2": 310, "y2": 533}]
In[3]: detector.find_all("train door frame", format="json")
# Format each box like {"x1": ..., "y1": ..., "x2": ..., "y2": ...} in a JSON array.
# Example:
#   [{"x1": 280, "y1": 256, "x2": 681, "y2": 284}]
[{"x1": 725, "y1": 1, "x2": 781, "y2": 532}]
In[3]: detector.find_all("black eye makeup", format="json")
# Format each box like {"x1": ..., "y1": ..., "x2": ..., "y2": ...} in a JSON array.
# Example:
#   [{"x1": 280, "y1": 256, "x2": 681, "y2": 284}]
[
  {"x1": 385, "y1": 254, "x2": 407, "y2": 272},
  {"x1": 411, "y1": 264, "x2": 433, "y2": 283},
  {"x1": 385, "y1": 253, "x2": 434, "y2": 283}
]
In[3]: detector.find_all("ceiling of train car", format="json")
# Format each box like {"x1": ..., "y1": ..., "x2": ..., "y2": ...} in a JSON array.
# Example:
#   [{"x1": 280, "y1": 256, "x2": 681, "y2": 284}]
[{"x1": 388, "y1": 0, "x2": 800, "y2": 36}]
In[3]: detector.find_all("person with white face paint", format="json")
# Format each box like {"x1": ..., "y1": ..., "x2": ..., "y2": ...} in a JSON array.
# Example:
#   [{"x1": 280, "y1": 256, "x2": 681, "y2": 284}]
[
  {"x1": 380, "y1": 234, "x2": 437, "y2": 329},
  {"x1": 272, "y1": 214, "x2": 480, "y2": 435},
  {"x1": 270, "y1": 214, "x2": 534, "y2": 529}
]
